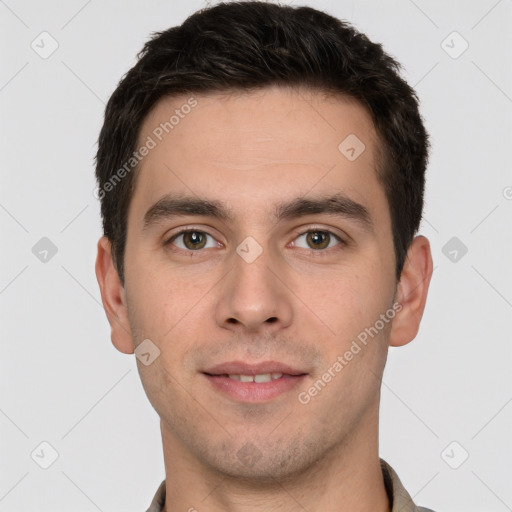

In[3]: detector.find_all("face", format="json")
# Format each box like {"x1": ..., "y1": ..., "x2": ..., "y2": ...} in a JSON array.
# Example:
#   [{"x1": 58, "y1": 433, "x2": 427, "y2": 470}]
[{"x1": 97, "y1": 85, "x2": 431, "y2": 482}]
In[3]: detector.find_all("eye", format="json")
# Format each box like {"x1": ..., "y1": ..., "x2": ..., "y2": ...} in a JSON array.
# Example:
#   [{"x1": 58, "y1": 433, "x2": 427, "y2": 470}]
[
  {"x1": 166, "y1": 228, "x2": 344, "y2": 254},
  {"x1": 293, "y1": 230, "x2": 342, "y2": 251},
  {"x1": 168, "y1": 230, "x2": 219, "y2": 251}
]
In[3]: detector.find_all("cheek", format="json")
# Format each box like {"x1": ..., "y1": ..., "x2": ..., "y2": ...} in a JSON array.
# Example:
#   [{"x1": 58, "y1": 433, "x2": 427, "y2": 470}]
[
  {"x1": 136, "y1": 354, "x2": 198, "y2": 431},
  {"x1": 305, "y1": 269, "x2": 393, "y2": 400},
  {"x1": 124, "y1": 244, "x2": 180, "y2": 330},
  {"x1": 311, "y1": 265, "x2": 391, "y2": 338},
  {"x1": 316, "y1": 277, "x2": 391, "y2": 397}
]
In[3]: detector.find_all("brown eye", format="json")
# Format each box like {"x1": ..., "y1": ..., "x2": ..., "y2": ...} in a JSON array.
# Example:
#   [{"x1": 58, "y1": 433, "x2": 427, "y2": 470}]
[
  {"x1": 294, "y1": 230, "x2": 342, "y2": 251},
  {"x1": 306, "y1": 231, "x2": 330, "y2": 249},
  {"x1": 183, "y1": 232, "x2": 206, "y2": 249},
  {"x1": 170, "y1": 231, "x2": 216, "y2": 251}
]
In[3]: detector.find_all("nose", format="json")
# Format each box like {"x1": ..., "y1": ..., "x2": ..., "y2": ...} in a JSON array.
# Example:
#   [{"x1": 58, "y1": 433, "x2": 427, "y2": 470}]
[{"x1": 215, "y1": 243, "x2": 293, "y2": 334}]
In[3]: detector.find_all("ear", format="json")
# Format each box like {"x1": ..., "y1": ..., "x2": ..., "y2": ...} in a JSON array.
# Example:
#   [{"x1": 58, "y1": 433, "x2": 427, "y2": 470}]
[
  {"x1": 389, "y1": 235, "x2": 433, "y2": 347},
  {"x1": 95, "y1": 236, "x2": 135, "y2": 354}
]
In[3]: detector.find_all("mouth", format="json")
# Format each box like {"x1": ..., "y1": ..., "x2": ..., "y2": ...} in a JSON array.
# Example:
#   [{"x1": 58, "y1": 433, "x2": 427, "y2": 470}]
[
  {"x1": 210, "y1": 372, "x2": 287, "y2": 383},
  {"x1": 202, "y1": 361, "x2": 308, "y2": 402},
  {"x1": 203, "y1": 360, "x2": 307, "y2": 376}
]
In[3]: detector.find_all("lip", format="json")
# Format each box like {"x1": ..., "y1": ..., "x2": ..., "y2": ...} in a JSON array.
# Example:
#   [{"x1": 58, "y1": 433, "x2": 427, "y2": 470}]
[
  {"x1": 203, "y1": 374, "x2": 307, "y2": 403},
  {"x1": 203, "y1": 360, "x2": 307, "y2": 376},
  {"x1": 202, "y1": 360, "x2": 308, "y2": 403}
]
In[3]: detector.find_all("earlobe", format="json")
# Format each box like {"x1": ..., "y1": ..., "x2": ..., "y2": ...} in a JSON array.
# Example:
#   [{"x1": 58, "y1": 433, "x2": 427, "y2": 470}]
[
  {"x1": 95, "y1": 236, "x2": 135, "y2": 354},
  {"x1": 389, "y1": 235, "x2": 433, "y2": 347}
]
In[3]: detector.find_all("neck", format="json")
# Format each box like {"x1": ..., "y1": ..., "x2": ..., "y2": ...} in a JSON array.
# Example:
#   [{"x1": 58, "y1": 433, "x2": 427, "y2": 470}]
[{"x1": 160, "y1": 407, "x2": 390, "y2": 512}]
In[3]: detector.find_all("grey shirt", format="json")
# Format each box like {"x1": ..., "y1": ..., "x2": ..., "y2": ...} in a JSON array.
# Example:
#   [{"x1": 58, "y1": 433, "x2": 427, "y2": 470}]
[{"x1": 146, "y1": 458, "x2": 436, "y2": 512}]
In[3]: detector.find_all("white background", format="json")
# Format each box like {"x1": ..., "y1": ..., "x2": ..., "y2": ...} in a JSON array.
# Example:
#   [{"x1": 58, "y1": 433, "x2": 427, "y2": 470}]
[{"x1": 1, "y1": 0, "x2": 511, "y2": 511}]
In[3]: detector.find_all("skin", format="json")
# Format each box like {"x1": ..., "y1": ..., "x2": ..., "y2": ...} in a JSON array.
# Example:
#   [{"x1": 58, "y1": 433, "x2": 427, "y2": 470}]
[{"x1": 96, "y1": 85, "x2": 432, "y2": 512}]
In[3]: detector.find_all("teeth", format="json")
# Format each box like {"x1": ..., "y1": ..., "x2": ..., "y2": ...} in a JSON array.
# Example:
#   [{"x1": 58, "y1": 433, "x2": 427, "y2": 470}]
[
  {"x1": 254, "y1": 374, "x2": 271, "y2": 383},
  {"x1": 228, "y1": 373, "x2": 283, "y2": 383}
]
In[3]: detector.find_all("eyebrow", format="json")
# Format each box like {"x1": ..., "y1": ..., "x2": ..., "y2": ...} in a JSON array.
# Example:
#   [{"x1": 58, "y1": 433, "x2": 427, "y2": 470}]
[{"x1": 143, "y1": 193, "x2": 373, "y2": 232}]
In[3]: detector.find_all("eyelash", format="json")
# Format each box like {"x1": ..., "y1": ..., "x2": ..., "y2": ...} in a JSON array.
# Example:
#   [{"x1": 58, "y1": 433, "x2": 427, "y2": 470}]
[{"x1": 165, "y1": 226, "x2": 346, "y2": 256}]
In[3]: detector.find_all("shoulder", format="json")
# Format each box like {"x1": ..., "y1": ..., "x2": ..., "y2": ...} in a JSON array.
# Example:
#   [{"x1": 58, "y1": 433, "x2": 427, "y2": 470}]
[{"x1": 380, "y1": 459, "x2": 437, "y2": 512}]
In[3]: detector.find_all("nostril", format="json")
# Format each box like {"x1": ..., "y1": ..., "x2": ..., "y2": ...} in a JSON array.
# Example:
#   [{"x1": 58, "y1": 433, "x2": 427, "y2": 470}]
[{"x1": 266, "y1": 317, "x2": 278, "y2": 323}]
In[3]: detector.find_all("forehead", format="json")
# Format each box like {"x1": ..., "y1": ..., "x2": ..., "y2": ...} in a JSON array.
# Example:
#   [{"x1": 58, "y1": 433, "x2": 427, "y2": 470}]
[{"x1": 130, "y1": 86, "x2": 387, "y2": 228}]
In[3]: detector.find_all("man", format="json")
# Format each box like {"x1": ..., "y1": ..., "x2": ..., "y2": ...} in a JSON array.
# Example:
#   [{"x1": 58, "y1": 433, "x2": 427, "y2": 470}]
[{"x1": 94, "y1": 2, "x2": 435, "y2": 511}]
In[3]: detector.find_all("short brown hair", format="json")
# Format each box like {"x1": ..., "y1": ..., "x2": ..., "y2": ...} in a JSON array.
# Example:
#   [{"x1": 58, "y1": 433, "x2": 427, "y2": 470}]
[{"x1": 96, "y1": 1, "x2": 429, "y2": 284}]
